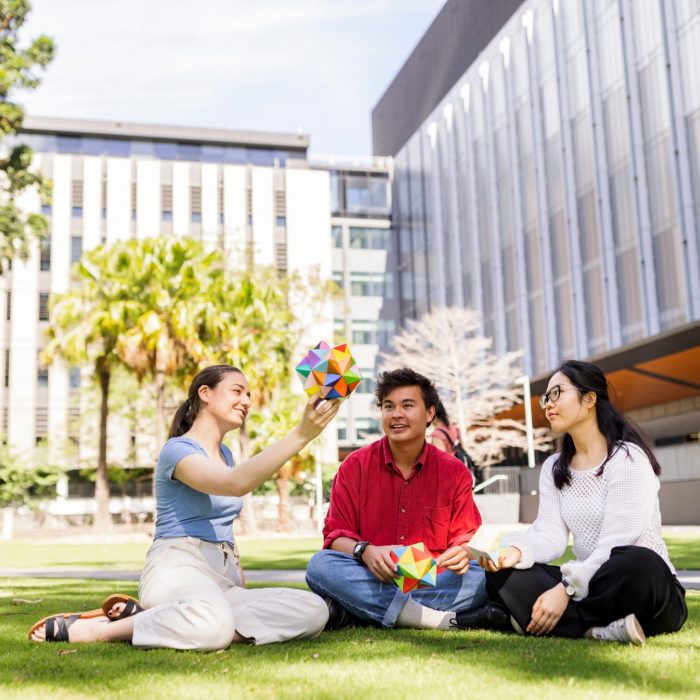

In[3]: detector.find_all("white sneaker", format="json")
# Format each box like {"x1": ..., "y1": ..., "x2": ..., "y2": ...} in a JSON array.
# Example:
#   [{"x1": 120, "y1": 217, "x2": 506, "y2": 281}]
[
  {"x1": 510, "y1": 615, "x2": 525, "y2": 636},
  {"x1": 588, "y1": 614, "x2": 646, "y2": 645}
]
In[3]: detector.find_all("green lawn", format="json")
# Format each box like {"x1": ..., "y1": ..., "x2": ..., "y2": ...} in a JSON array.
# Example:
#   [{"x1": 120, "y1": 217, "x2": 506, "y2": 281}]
[
  {"x1": 0, "y1": 535, "x2": 697, "y2": 571},
  {"x1": 0, "y1": 578, "x2": 697, "y2": 699},
  {"x1": 0, "y1": 537, "x2": 322, "y2": 571},
  {"x1": 551, "y1": 535, "x2": 700, "y2": 569}
]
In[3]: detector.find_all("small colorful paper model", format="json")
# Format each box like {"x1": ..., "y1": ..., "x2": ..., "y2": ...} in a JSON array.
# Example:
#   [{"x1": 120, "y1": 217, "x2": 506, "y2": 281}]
[
  {"x1": 468, "y1": 529, "x2": 509, "y2": 566},
  {"x1": 390, "y1": 542, "x2": 438, "y2": 593},
  {"x1": 295, "y1": 341, "x2": 362, "y2": 399}
]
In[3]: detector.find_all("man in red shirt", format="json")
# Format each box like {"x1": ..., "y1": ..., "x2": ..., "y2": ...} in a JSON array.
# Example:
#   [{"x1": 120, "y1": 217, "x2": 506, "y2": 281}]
[{"x1": 306, "y1": 368, "x2": 496, "y2": 631}]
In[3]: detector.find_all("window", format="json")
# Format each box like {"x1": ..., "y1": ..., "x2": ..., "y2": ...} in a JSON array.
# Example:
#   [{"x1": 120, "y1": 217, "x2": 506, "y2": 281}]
[
  {"x1": 355, "y1": 417, "x2": 382, "y2": 437},
  {"x1": 37, "y1": 365, "x2": 48, "y2": 388},
  {"x1": 349, "y1": 227, "x2": 389, "y2": 249},
  {"x1": 3, "y1": 348, "x2": 9, "y2": 388},
  {"x1": 276, "y1": 215, "x2": 286, "y2": 226},
  {"x1": 349, "y1": 272, "x2": 385, "y2": 297},
  {"x1": 332, "y1": 225, "x2": 343, "y2": 247},
  {"x1": 41, "y1": 204, "x2": 51, "y2": 216},
  {"x1": 356, "y1": 371, "x2": 377, "y2": 395},
  {"x1": 6, "y1": 291, "x2": 10, "y2": 321},
  {"x1": 191, "y1": 212, "x2": 202, "y2": 223},
  {"x1": 39, "y1": 292, "x2": 50, "y2": 321},
  {"x1": 71, "y1": 236, "x2": 83, "y2": 264},
  {"x1": 40, "y1": 237, "x2": 51, "y2": 271},
  {"x1": 71, "y1": 206, "x2": 83, "y2": 218},
  {"x1": 69, "y1": 366, "x2": 81, "y2": 389}
]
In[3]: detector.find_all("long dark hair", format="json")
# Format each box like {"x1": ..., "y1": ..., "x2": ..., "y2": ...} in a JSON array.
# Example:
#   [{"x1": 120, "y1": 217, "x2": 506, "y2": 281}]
[
  {"x1": 552, "y1": 360, "x2": 661, "y2": 489},
  {"x1": 435, "y1": 401, "x2": 450, "y2": 426},
  {"x1": 169, "y1": 365, "x2": 243, "y2": 438}
]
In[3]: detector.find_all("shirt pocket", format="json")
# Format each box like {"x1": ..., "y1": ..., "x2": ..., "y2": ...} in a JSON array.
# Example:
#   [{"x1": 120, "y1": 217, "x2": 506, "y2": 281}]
[{"x1": 423, "y1": 506, "x2": 451, "y2": 552}]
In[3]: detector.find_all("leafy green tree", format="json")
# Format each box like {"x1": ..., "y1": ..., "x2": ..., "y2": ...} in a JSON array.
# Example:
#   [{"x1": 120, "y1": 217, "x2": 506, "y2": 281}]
[
  {"x1": 0, "y1": 0, "x2": 55, "y2": 269},
  {"x1": 43, "y1": 238, "x2": 227, "y2": 528},
  {"x1": 0, "y1": 443, "x2": 57, "y2": 508},
  {"x1": 113, "y1": 237, "x2": 227, "y2": 450},
  {"x1": 229, "y1": 268, "x2": 335, "y2": 531},
  {"x1": 43, "y1": 256, "x2": 130, "y2": 529}
]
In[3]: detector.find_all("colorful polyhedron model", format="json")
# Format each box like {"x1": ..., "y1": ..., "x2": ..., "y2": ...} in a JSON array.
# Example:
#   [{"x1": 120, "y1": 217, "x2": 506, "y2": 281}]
[
  {"x1": 295, "y1": 341, "x2": 362, "y2": 400},
  {"x1": 390, "y1": 542, "x2": 438, "y2": 593}
]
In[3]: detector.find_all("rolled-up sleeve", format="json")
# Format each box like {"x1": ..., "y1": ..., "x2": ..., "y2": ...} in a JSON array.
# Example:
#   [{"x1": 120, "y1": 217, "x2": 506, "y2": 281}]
[{"x1": 322, "y1": 458, "x2": 362, "y2": 548}]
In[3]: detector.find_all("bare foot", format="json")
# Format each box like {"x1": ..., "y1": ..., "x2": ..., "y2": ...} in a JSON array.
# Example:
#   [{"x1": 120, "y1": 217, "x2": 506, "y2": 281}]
[{"x1": 31, "y1": 616, "x2": 111, "y2": 643}]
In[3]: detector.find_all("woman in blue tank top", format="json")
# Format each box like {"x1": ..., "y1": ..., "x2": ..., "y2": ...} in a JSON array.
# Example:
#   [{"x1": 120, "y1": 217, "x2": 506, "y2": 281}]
[{"x1": 30, "y1": 364, "x2": 340, "y2": 649}]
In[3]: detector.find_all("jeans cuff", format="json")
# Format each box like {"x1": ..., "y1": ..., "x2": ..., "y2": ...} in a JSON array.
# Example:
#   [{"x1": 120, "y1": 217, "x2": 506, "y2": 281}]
[{"x1": 381, "y1": 588, "x2": 410, "y2": 628}]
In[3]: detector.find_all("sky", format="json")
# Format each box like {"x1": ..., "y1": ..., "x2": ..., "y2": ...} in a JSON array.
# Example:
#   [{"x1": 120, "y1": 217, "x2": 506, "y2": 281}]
[{"x1": 20, "y1": 0, "x2": 445, "y2": 158}]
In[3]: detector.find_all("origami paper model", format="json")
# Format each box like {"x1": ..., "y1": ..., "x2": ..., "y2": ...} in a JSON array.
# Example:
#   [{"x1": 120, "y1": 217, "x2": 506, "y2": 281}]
[
  {"x1": 467, "y1": 529, "x2": 509, "y2": 566},
  {"x1": 390, "y1": 542, "x2": 438, "y2": 594},
  {"x1": 295, "y1": 341, "x2": 362, "y2": 399}
]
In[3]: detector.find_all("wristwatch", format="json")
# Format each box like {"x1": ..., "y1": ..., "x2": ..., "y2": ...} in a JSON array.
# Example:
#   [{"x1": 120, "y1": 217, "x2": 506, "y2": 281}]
[
  {"x1": 561, "y1": 578, "x2": 576, "y2": 597},
  {"x1": 353, "y1": 540, "x2": 370, "y2": 563}
]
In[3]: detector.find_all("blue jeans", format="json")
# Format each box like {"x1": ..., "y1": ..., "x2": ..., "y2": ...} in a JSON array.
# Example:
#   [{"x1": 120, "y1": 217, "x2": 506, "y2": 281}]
[{"x1": 305, "y1": 549, "x2": 488, "y2": 628}]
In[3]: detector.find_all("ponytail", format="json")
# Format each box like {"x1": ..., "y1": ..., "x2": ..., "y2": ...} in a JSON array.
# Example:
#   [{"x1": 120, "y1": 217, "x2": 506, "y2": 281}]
[{"x1": 168, "y1": 364, "x2": 243, "y2": 439}]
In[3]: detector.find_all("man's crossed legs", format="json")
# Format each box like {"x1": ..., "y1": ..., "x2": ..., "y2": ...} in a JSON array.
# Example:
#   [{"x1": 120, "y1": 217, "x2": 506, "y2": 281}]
[{"x1": 306, "y1": 549, "x2": 488, "y2": 629}]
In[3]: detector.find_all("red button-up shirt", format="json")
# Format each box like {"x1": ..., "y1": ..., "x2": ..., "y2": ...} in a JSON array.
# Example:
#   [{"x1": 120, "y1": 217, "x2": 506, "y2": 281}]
[{"x1": 323, "y1": 436, "x2": 481, "y2": 554}]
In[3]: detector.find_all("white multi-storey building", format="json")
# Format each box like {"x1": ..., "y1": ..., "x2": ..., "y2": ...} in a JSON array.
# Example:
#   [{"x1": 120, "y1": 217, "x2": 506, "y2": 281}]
[{"x1": 5, "y1": 116, "x2": 391, "y2": 485}]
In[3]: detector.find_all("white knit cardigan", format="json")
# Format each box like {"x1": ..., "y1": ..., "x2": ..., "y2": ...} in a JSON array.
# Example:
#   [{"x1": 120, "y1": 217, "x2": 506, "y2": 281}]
[{"x1": 503, "y1": 442, "x2": 675, "y2": 600}]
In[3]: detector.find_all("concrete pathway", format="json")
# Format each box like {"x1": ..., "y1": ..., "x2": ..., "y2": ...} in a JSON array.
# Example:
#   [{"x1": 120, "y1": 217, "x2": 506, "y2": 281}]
[
  {"x1": 0, "y1": 568, "x2": 698, "y2": 589},
  {"x1": 0, "y1": 568, "x2": 306, "y2": 584}
]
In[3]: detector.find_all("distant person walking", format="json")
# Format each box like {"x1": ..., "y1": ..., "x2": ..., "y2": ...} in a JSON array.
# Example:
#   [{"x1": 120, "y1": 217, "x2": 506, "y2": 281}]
[
  {"x1": 430, "y1": 401, "x2": 478, "y2": 480},
  {"x1": 30, "y1": 364, "x2": 340, "y2": 649}
]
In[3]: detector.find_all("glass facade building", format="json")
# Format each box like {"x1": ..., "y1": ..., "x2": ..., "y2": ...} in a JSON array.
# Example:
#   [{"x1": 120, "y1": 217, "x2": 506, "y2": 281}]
[
  {"x1": 325, "y1": 163, "x2": 392, "y2": 450},
  {"x1": 391, "y1": 0, "x2": 700, "y2": 377}
]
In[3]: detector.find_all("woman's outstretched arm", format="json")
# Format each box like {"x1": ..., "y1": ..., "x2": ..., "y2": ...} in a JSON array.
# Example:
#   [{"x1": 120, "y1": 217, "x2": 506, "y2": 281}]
[{"x1": 174, "y1": 396, "x2": 340, "y2": 496}]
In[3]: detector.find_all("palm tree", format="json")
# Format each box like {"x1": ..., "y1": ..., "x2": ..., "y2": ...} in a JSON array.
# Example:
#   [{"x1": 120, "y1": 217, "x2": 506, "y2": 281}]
[
  {"x1": 113, "y1": 238, "x2": 226, "y2": 451},
  {"x1": 44, "y1": 238, "x2": 226, "y2": 528},
  {"x1": 43, "y1": 254, "x2": 134, "y2": 529}
]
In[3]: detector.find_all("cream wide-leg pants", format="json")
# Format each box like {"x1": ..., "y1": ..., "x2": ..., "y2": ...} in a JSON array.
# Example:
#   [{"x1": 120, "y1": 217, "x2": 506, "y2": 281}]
[{"x1": 132, "y1": 536, "x2": 329, "y2": 650}]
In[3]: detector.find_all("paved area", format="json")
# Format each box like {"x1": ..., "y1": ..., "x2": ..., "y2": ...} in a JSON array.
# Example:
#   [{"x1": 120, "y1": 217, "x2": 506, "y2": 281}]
[
  {"x1": 0, "y1": 568, "x2": 307, "y2": 583},
  {"x1": 0, "y1": 568, "x2": 698, "y2": 589}
]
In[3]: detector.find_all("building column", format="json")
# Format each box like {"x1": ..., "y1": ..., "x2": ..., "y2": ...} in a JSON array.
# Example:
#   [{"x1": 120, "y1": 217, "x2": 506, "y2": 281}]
[
  {"x1": 523, "y1": 8, "x2": 558, "y2": 369},
  {"x1": 660, "y1": 1, "x2": 700, "y2": 319},
  {"x1": 617, "y1": 0, "x2": 660, "y2": 334},
  {"x1": 47, "y1": 154, "x2": 72, "y2": 469},
  {"x1": 550, "y1": 2, "x2": 588, "y2": 359},
  {"x1": 501, "y1": 39, "x2": 532, "y2": 370},
  {"x1": 480, "y1": 67, "x2": 507, "y2": 353},
  {"x1": 459, "y1": 85, "x2": 486, "y2": 336}
]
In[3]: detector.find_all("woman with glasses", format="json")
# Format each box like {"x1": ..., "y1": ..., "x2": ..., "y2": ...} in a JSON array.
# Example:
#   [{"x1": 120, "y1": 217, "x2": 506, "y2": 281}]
[{"x1": 456, "y1": 360, "x2": 686, "y2": 645}]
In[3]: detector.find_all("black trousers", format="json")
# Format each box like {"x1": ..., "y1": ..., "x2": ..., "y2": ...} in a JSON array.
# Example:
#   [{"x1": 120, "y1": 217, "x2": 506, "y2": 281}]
[{"x1": 486, "y1": 545, "x2": 688, "y2": 638}]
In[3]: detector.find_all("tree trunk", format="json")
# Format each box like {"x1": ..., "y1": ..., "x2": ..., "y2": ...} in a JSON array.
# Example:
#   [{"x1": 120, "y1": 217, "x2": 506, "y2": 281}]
[
  {"x1": 94, "y1": 363, "x2": 111, "y2": 530},
  {"x1": 275, "y1": 475, "x2": 291, "y2": 533}
]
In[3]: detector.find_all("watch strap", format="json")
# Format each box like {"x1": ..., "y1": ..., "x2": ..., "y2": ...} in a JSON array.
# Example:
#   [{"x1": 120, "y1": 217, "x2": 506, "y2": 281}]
[{"x1": 353, "y1": 540, "x2": 369, "y2": 563}]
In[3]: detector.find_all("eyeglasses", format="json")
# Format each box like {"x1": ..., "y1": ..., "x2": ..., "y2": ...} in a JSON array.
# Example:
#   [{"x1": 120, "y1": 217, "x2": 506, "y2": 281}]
[{"x1": 539, "y1": 384, "x2": 574, "y2": 409}]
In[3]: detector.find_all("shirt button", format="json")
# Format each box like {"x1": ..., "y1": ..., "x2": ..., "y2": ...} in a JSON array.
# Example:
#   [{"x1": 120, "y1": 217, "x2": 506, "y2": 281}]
[
  {"x1": 401, "y1": 507, "x2": 406, "y2": 513},
  {"x1": 404, "y1": 480, "x2": 409, "y2": 486},
  {"x1": 399, "y1": 535, "x2": 405, "y2": 540}
]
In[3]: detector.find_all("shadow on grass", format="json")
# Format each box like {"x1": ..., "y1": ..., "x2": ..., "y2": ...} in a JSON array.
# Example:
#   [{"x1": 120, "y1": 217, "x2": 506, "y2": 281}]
[{"x1": 1, "y1": 579, "x2": 698, "y2": 699}]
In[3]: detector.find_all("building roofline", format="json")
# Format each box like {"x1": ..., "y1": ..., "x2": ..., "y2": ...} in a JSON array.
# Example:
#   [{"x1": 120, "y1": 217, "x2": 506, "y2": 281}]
[{"x1": 20, "y1": 115, "x2": 309, "y2": 152}]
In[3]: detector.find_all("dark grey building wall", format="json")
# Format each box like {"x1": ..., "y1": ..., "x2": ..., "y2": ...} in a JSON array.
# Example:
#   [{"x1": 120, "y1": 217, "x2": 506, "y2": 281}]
[{"x1": 371, "y1": 0, "x2": 524, "y2": 157}]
